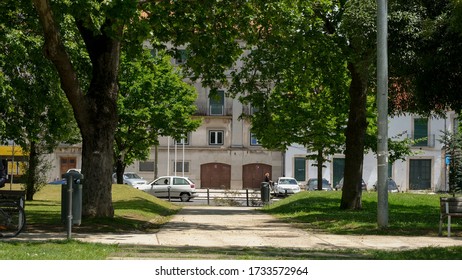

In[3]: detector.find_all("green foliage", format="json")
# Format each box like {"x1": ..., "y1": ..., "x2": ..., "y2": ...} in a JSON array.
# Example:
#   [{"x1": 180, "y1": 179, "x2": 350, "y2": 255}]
[
  {"x1": 0, "y1": 1, "x2": 80, "y2": 200},
  {"x1": 115, "y1": 49, "x2": 201, "y2": 168},
  {"x1": 0, "y1": 1, "x2": 80, "y2": 149},
  {"x1": 440, "y1": 130, "x2": 462, "y2": 194},
  {"x1": 147, "y1": 0, "x2": 254, "y2": 88},
  {"x1": 388, "y1": 0, "x2": 462, "y2": 115},
  {"x1": 231, "y1": 0, "x2": 350, "y2": 159}
]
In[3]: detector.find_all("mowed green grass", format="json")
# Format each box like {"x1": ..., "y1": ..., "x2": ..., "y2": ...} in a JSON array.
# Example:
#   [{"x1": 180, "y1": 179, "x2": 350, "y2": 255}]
[
  {"x1": 0, "y1": 184, "x2": 180, "y2": 260},
  {"x1": 24, "y1": 184, "x2": 180, "y2": 233},
  {"x1": 1, "y1": 186, "x2": 462, "y2": 259},
  {"x1": 263, "y1": 190, "x2": 461, "y2": 236}
]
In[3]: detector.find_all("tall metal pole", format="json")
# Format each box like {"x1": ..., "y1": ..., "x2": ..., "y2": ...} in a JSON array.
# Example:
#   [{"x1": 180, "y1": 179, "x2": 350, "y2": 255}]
[
  {"x1": 66, "y1": 173, "x2": 73, "y2": 239},
  {"x1": 10, "y1": 141, "x2": 15, "y2": 190},
  {"x1": 167, "y1": 137, "x2": 170, "y2": 176},
  {"x1": 377, "y1": 0, "x2": 389, "y2": 228}
]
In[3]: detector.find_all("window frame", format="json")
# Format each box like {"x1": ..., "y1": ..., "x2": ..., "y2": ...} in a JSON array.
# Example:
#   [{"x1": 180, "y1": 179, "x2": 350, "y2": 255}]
[
  {"x1": 209, "y1": 90, "x2": 225, "y2": 116},
  {"x1": 250, "y1": 133, "x2": 261, "y2": 146},
  {"x1": 174, "y1": 161, "x2": 190, "y2": 173},
  {"x1": 209, "y1": 130, "x2": 224, "y2": 145},
  {"x1": 413, "y1": 118, "x2": 428, "y2": 147},
  {"x1": 175, "y1": 134, "x2": 190, "y2": 146},
  {"x1": 139, "y1": 161, "x2": 155, "y2": 172}
]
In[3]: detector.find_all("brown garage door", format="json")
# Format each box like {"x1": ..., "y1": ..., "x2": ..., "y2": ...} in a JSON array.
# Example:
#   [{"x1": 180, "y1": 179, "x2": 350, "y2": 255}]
[
  {"x1": 242, "y1": 163, "x2": 272, "y2": 189},
  {"x1": 200, "y1": 163, "x2": 231, "y2": 189},
  {"x1": 60, "y1": 157, "x2": 77, "y2": 175}
]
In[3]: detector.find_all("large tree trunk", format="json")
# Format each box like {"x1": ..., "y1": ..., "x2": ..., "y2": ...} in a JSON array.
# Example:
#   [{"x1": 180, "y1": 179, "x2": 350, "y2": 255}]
[
  {"x1": 340, "y1": 62, "x2": 369, "y2": 210},
  {"x1": 25, "y1": 141, "x2": 38, "y2": 201},
  {"x1": 115, "y1": 156, "x2": 126, "y2": 184},
  {"x1": 81, "y1": 117, "x2": 116, "y2": 217},
  {"x1": 74, "y1": 20, "x2": 120, "y2": 218},
  {"x1": 33, "y1": 0, "x2": 121, "y2": 218},
  {"x1": 316, "y1": 150, "x2": 323, "y2": 191}
]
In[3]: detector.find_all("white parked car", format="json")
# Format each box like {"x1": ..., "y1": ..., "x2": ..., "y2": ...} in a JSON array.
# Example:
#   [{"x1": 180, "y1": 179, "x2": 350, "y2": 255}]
[
  {"x1": 273, "y1": 177, "x2": 301, "y2": 196},
  {"x1": 142, "y1": 176, "x2": 197, "y2": 202},
  {"x1": 112, "y1": 172, "x2": 148, "y2": 187}
]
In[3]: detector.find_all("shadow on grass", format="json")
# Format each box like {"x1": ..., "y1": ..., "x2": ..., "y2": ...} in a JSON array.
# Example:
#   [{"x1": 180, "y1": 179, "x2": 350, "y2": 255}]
[
  {"x1": 112, "y1": 244, "x2": 370, "y2": 260},
  {"x1": 110, "y1": 244, "x2": 462, "y2": 260},
  {"x1": 262, "y1": 192, "x2": 461, "y2": 236},
  {"x1": 24, "y1": 197, "x2": 179, "y2": 234}
]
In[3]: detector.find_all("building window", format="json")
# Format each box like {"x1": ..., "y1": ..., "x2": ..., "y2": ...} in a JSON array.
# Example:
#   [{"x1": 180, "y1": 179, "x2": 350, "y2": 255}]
[
  {"x1": 250, "y1": 133, "x2": 260, "y2": 146},
  {"x1": 294, "y1": 157, "x2": 306, "y2": 182},
  {"x1": 209, "y1": 130, "x2": 224, "y2": 145},
  {"x1": 175, "y1": 49, "x2": 188, "y2": 64},
  {"x1": 175, "y1": 134, "x2": 189, "y2": 145},
  {"x1": 209, "y1": 90, "x2": 225, "y2": 115},
  {"x1": 174, "y1": 161, "x2": 190, "y2": 173},
  {"x1": 139, "y1": 161, "x2": 154, "y2": 172},
  {"x1": 413, "y1": 118, "x2": 428, "y2": 146},
  {"x1": 250, "y1": 105, "x2": 259, "y2": 115}
]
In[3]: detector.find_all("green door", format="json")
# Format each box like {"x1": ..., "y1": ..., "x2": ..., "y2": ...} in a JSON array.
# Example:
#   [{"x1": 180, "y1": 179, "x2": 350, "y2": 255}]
[
  {"x1": 333, "y1": 158, "x2": 345, "y2": 187},
  {"x1": 294, "y1": 157, "x2": 306, "y2": 182},
  {"x1": 409, "y1": 159, "x2": 431, "y2": 190}
]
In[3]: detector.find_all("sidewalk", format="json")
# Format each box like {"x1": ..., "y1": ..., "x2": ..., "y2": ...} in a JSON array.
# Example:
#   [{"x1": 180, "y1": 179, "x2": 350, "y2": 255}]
[{"x1": 18, "y1": 205, "x2": 462, "y2": 250}]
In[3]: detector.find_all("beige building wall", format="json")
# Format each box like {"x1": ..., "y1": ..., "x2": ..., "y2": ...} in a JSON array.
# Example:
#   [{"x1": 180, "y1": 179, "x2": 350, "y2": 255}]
[{"x1": 132, "y1": 84, "x2": 283, "y2": 189}]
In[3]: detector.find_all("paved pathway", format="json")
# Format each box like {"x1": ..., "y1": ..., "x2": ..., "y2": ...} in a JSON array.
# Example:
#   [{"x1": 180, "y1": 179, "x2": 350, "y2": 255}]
[{"x1": 17, "y1": 205, "x2": 462, "y2": 250}]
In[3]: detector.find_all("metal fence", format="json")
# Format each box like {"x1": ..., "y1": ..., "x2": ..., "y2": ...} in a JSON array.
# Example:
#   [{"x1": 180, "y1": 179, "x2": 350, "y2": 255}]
[{"x1": 193, "y1": 189, "x2": 266, "y2": 207}]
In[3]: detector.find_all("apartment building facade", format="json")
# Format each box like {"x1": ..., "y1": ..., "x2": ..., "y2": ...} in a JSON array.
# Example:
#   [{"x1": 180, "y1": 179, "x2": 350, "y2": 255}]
[
  {"x1": 285, "y1": 112, "x2": 457, "y2": 192},
  {"x1": 126, "y1": 84, "x2": 283, "y2": 189}
]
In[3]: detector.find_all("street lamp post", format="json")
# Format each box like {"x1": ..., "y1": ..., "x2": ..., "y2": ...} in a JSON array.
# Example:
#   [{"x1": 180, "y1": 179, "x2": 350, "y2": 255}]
[{"x1": 377, "y1": 0, "x2": 389, "y2": 228}]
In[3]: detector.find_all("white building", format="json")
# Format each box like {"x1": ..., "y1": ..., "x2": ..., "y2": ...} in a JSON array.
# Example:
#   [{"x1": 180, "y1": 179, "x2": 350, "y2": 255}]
[{"x1": 285, "y1": 112, "x2": 457, "y2": 192}]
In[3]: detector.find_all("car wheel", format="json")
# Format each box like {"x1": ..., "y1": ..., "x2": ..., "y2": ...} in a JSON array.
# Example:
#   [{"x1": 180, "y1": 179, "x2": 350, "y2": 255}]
[{"x1": 180, "y1": 193, "x2": 190, "y2": 202}]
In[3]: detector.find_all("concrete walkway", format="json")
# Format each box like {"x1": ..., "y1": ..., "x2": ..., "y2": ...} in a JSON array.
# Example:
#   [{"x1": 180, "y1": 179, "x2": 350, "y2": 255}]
[{"x1": 18, "y1": 205, "x2": 462, "y2": 250}]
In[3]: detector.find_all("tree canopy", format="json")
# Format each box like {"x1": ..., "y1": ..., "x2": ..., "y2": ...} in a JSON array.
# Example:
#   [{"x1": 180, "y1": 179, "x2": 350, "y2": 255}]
[
  {"x1": 30, "y1": 0, "x2": 255, "y2": 217},
  {"x1": 114, "y1": 49, "x2": 201, "y2": 180},
  {"x1": 389, "y1": 0, "x2": 462, "y2": 115},
  {"x1": 0, "y1": 0, "x2": 79, "y2": 200}
]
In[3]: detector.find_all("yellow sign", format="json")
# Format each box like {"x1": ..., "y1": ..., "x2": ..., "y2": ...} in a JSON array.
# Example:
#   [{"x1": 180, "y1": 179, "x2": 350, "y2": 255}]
[{"x1": 0, "y1": 146, "x2": 27, "y2": 156}]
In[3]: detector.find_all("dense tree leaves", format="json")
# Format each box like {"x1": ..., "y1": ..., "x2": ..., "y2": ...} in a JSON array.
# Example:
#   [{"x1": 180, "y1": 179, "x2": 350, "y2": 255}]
[
  {"x1": 30, "y1": 0, "x2": 255, "y2": 217},
  {"x1": 230, "y1": 0, "x2": 377, "y2": 209},
  {"x1": 114, "y1": 50, "x2": 200, "y2": 181},
  {"x1": 0, "y1": 1, "x2": 79, "y2": 200},
  {"x1": 440, "y1": 130, "x2": 462, "y2": 194},
  {"x1": 389, "y1": 0, "x2": 462, "y2": 115}
]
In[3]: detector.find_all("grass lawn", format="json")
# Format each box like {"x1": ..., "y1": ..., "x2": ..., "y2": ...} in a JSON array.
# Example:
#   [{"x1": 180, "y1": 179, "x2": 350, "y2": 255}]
[
  {"x1": 0, "y1": 184, "x2": 180, "y2": 259},
  {"x1": 1, "y1": 186, "x2": 461, "y2": 260},
  {"x1": 263, "y1": 190, "x2": 462, "y2": 236},
  {"x1": 24, "y1": 184, "x2": 180, "y2": 233}
]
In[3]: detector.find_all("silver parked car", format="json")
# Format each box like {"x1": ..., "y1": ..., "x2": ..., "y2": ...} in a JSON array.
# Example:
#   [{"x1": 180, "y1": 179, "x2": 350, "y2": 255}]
[
  {"x1": 112, "y1": 172, "x2": 148, "y2": 187},
  {"x1": 306, "y1": 178, "x2": 333, "y2": 191},
  {"x1": 373, "y1": 178, "x2": 399, "y2": 193},
  {"x1": 273, "y1": 177, "x2": 301, "y2": 196},
  {"x1": 334, "y1": 178, "x2": 367, "y2": 191},
  {"x1": 142, "y1": 176, "x2": 197, "y2": 202}
]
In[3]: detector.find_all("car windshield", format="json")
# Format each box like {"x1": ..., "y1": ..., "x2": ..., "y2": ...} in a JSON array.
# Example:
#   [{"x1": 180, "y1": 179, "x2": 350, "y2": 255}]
[
  {"x1": 310, "y1": 179, "x2": 328, "y2": 184},
  {"x1": 279, "y1": 178, "x2": 297, "y2": 185},
  {"x1": 125, "y1": 173, "x2": 141, "y2": 179}
]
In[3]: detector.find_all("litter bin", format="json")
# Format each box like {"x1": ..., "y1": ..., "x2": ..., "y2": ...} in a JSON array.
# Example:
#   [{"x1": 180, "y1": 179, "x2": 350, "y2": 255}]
[
  {"x1": 260, "y1": 182, "x2": 270, "y2": 204},
  {"x1": 61, "y1": 172, "x2": 83, "y2": 226}
]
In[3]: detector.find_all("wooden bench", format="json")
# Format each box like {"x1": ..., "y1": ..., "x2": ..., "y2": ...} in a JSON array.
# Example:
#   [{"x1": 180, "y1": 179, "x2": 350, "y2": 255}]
[{"x1": 439, "y1": 197, "x2": 462, "y2": 237}]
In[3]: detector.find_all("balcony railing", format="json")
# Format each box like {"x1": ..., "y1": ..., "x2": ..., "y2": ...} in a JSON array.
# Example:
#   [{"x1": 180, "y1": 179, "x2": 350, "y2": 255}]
[
  {"x1": 407, "y1": 134, "x2": 435, "y2": 148},
  {"x1": 195, "y1": 104, "x2": 232, "y2": 116},
  {"x1": 210, "y1": 104, "x2": 224, "y2": 115}
]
